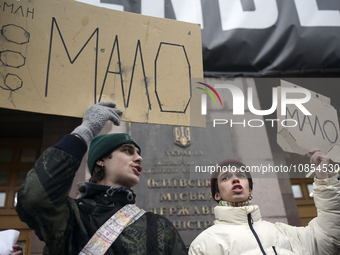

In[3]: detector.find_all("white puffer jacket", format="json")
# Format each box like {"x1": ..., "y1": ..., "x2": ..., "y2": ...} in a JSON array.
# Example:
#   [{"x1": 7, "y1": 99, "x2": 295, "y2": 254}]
[{"x1": 189, "y1": 175, "x2": 340, "y2": 255}]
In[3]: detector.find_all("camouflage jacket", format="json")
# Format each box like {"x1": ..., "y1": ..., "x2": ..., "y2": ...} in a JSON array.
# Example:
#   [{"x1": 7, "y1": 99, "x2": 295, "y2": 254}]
[{"x1": 16, "y1": 134, "x2": 187, "y2": 255}]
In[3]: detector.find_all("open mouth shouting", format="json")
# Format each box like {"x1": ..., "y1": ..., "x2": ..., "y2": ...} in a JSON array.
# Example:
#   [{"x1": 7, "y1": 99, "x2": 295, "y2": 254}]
[
  {"x1": 132, "y1": 165, "x2": 142, "y2": 176},
  {"x1": 232, "y1": 184, "x2": 243, "y2": 194}
]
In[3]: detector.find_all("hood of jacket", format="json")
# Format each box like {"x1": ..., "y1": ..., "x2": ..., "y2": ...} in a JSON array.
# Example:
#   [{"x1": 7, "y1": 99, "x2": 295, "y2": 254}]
[{"x1": 77, "y1": 182, "x2": 136, "y2": 206}]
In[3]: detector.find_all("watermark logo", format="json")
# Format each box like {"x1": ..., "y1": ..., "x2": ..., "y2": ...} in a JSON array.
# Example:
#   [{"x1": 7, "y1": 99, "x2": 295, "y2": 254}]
[
  {"x1": 196, "y1": 82, "x2": 222, "y2": 115},
  {"x1": 196, "y1": 83, "x2": 313, "y2": 128},
  {"x1": 198, "y1": 83, "x2": 311, "y2": 116}
]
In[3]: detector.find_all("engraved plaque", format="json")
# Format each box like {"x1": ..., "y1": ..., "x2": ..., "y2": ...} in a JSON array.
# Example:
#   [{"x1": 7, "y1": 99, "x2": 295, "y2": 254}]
[{"x1": 131, "y1": 122, "x2": 235, "y2": 245}]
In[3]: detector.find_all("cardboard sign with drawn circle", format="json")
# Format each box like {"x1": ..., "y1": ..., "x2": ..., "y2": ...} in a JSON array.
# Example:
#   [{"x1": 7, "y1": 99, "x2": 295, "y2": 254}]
[
  {"x1": 277, "y1": 80, "x2": 340, "y2": 164},
  {"x1": 0, "y1": 0, "x2": 204, "y2": 127}
]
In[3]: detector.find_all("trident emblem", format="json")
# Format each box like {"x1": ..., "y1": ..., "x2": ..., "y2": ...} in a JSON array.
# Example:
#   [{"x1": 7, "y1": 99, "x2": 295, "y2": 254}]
[{"x1": 173, "y1": 126, "x2": 191, "y2": 148}]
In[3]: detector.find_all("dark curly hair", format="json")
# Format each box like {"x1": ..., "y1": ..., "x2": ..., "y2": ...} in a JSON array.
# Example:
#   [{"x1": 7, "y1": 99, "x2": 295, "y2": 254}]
[{"x1": 88, "y1": 153, "x2": 112, "y2": 183}]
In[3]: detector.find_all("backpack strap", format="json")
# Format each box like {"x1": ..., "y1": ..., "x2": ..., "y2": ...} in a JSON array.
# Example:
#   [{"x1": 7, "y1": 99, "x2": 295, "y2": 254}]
[{"x1": 79, "y1": 204, "x2": 145, "y2": 255}]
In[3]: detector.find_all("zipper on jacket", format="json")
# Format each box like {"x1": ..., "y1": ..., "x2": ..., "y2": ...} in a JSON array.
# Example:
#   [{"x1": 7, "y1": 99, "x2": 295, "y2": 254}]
[
  {"x1": 272, "y1": 246, "x2": 278, "y2": 255},
  {"x1": 247, "y1": 213, "x2": 267, "y2": 255}
]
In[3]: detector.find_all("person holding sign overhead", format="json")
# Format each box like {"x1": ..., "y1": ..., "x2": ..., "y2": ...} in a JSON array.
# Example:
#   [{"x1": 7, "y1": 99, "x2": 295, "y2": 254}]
[
  {"x1": 16, "y1": 102, "x2": 187, "y2": 255},
  {"x1": 189, "y1": 150, "x2": 340, "y2": 255}
]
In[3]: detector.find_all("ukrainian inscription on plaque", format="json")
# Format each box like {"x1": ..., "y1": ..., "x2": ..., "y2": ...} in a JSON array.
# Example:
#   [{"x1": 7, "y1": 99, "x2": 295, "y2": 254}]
[{"x1": 131, "y1": 123, "x2": 235, "y2": 245}]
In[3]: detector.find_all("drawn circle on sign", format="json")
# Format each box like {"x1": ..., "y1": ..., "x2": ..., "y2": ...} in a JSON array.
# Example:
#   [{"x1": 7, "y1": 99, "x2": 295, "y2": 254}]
[
  {"x1": 2, "y1": 24, "x2": 30, "y2": 45},
  {"x1": 154, "y1": 42, "x2": 191, "y2": 113},
  {"x1": 0, "y1": 50, "x2": 26, "y2": 68},
  {"x1": 323, "y1": 120, "x2": 338, "y2": 144},
  {"x1": 1, "y1": 74, "x2": 23, "y2": 91}
]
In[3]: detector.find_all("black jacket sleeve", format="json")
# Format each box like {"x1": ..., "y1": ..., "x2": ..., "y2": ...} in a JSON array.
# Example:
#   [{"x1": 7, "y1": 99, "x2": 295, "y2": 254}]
[{"x1": 16, "y1": 135, "x2": 87, "y2": 254}]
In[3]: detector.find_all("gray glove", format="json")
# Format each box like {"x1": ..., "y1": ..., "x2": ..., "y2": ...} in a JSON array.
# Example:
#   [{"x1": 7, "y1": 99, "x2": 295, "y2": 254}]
[{"x1": 71, "y1": 102, "x2": 123, "y2": 144}]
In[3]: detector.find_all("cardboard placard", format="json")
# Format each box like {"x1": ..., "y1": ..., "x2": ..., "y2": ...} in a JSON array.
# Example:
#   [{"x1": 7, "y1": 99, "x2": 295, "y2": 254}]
[
  {"x1": 277, "y1": 80, "x2": 340, "y2": 163},
  {"x1": 0, "y1": 0, "x2": 204, "y2": 127}
]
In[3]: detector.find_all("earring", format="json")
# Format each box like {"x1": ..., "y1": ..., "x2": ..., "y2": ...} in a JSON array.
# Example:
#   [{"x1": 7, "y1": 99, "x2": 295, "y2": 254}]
[{"x1": 248, "y1": 193, "x2": 253, "y2": 201}]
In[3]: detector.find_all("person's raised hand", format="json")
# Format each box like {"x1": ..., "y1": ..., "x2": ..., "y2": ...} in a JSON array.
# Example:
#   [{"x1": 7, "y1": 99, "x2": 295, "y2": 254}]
[
  {"x1": 309, "y1": 149, "x2": 329, "y2": 179},
  {"x1": 71, "y1": 102, "x2": 123, "y2": 144}
]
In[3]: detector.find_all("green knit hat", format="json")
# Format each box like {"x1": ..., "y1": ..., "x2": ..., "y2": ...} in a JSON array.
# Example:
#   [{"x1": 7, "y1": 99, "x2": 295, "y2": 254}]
[{"x1": 87, "y1": 133, "x2": 141, "y2": 175}]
